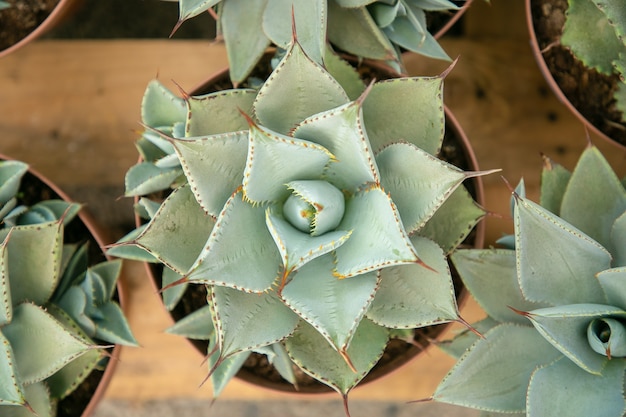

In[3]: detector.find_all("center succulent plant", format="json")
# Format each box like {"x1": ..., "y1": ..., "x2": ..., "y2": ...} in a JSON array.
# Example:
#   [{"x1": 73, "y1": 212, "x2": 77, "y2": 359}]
[
  {"x1": 432, "y1": 145, "x2": 626, "y2": 417},
  {"x1": 112, "y1": 37, "x2": 493, "y2": 410}
]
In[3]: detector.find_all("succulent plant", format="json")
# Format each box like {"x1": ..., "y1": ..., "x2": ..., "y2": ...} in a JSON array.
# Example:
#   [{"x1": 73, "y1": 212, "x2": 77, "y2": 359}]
[
  {"x1": 112, "y1": 36, "x2": 493, "y2": 412},
  {"x1": 0, "y1": 2, "x2": 10, "y2": 10},
  {"x1": 431, "y1": 145, "x2": 626, "y2": 417},
  {"x1": 0, "y1": 159, "x2": 137, "y2": 417},
  {"x1": 169, "y1": 0, "x2": 463, "y2": 84},
  {"x1": 561, "y1": 0, "x2": 626, "y2": 121}
]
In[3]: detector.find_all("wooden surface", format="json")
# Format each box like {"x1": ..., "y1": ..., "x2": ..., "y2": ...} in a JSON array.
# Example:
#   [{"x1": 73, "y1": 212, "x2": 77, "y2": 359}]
[{"x1": 1, "y1": 0, "x2": 625, "y2": 409}]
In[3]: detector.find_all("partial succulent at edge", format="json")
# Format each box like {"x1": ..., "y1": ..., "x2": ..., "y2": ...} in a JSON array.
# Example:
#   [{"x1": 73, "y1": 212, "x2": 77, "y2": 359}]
[
  {"x1": 433, "y1": 145, "x2": 626, "y2": 417},
  {"x1": 112, "y1": 37, "x2": 494, "y2": 411},
  {"x1": 0, "y1": 160, "x2": 137, "y2": 417},
  {"x1": 170, "y1": 0, "x2": 462, "y2": 84},
  {"x1": 561, "y1": 0, "x2": 626, "y2": 121}
]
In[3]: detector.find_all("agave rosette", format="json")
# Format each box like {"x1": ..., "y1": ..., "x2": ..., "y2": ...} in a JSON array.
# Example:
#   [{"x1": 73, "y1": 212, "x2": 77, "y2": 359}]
[
  {"x1": 434, "y1": 146, "x2": 626, "y2": 417},
  {"x1": 114, "y1": 39, "x2": 490, "y2": 402}
]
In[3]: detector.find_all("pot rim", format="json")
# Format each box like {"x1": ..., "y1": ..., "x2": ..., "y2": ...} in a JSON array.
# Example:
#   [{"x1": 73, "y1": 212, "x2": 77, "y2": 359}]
[
  {"x1": 0, "y1": 153, "x2": 123, "y2": 417},
  {"x1": 524, "y1": 0, "x2": 626, "y2": 151}
]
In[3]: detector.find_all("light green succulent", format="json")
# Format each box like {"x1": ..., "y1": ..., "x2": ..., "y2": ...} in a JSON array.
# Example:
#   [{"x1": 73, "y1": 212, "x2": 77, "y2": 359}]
[
  {"x1": 0, "y1": 160, "x2": 137, "y2": 417},
  {"x1": 0, "y1": 2, "x2": 10, "y2": 10},
  {"x1": 561, "y1": 0, "x2": 626, "y2": 121},
  {"x1": 112, "y1": 37, "x2": 493, "y2": 411},
  {"x1": 169, "y1": 0, "x2": 462, "y2": 84},
  {"x1": 432, "y1": 145, "x2": 626, "y2": 417}
]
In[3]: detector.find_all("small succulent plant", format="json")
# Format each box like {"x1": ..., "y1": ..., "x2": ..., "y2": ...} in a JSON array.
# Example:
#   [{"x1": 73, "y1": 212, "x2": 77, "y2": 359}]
[
  {"x1": 112, "y1": 36, "x2": 494, "y2": 412},
  {"x1": 169, "y1": 0, "x2": 463, "y2": 84},
  {"x1": 0, "y1": 160, "x2": 137, "y2": 417},
  {"x1": 561, "y1": 0, "x2": 626, "y2": 121},
  {"x1": 431, "y1": 145, "x2": 626, "y2": 417}
]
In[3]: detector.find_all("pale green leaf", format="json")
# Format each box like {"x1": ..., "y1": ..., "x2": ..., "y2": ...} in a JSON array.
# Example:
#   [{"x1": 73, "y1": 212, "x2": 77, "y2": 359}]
[
  {"x1": 285, "y1": 318, "x2": 389, "y2": 395},
  {"x1": 185, "y1": 190, "x2": 280, "y2": 292},
  {"x1": 438, "y1": 317, "x2": 500, "y2": 359},
  {"x1": 255, "y1": 343, "x2": 296, "y2": 385},
  {"x1": 524, "y1": 303, "x2": 626, "y2": 374},
  {"x1": 323, "y1": 49, "x2": 366, "y2": 101},
  {"x1": 539, "y1": 155, "x2": 571, "y2": 215},
  {"x1": 124, "y1": 162, "x2": 182, "y2": 197},
  {"x1": 451, "y1": 249, "x2": 548, "y2": 324},
  {"x1": 177, "y1": 0, "x2": 221, "y2": 23},
  {"x1": 612, "y1": 210, "x2": 626, "y2": 267},
  {"x1": 368, "y1": 236, "x2": 459, "y2": 328},
  {"x1": 383, "y1": 13, "x2": 451, "y2": 60},
  {"x1": 221, "y1": 0, "x2": 271, "y2": 85},
  {"x1": 263, "y1": 0, "x2": 326, "y2": 65},
  {"x1": 527, "y1": 356, "x2": 626, "y2": 417},
  {"x1": 166, "y1": 304, "x2": 214, "y2": 340},
  {"x1": 162, "y1": 266, "x2": 188, "y2": 311},
  {"x1": 172, "y1": 131, "x2": 248, "y2": 217},
  {"x1": 559, "y1": 146, "x2": 626, "y2": 255},
  {"x1": 209, "y1": 348, "x2": 250, "y2": 397},
  {"x1": 293, "y1": 100, "x2": 379, "y2": 192},
  {"x1": 55, "y1": 286, "x2": 96, "y2": 338},
  {"x1": 242, "y1": 124, "x2": 333, "y2": 203},
  {"x1": 0, "y1": 161, "x2": 28, "y2": 207},
  {"x1": 185, "y1": 89, "x2": 256, "y2": 137},
  {"x1": 254, "y1": 40, "x2": 349, "y2": 135},
  {"x1": 106, "y1": 225, "x2": 158, "y2": 263},
  {"x1": 209, "y1": 286, "x2": 299, "y2": 358},
  {"x1": 515, "y1": 196, "x2": 610, "y2": 305},
  {"x1": 363, "y1": 76, "x2": 445, "y2": 155},
  {"x1": 434, "y1": 323, "x2": 562, "y2": 413},
  {"x1": 93, "y1": 302, "x2": 138, "y2": 347},
  {"x1": 0, "y1": 332, "x2": 25, "y2": 406},
  {"x1": 135, "y1": 184, "x2": 213, "y2": 275},
  {"x1": 141, "y1": 79, "x2": 186, "y2": 128},
  {"x1": 597, "y1": 268, "x2": 626, "y2": 311},
  {"x1": 3, "y1": 382, "x2": 54, "y2": 417},
  {"x1": 3, "y1": 303, "x2": 92, "y2": 385},
  {"x1": 281, "y1": 254, "x2": 379, "y2": 354},
  {"x1": 0, "y1": 239, "x2": 10, "y2": 326},
  {"x1": 335, "y1": 186, "x2": 419, "y2": 278}
]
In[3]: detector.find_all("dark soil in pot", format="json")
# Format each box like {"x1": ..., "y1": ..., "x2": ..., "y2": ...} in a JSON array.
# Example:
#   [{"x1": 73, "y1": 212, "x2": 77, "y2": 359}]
[
  {"x1": 0, "y1": 0, "x2": 60, "y2": 51},
  {"x1": 528, "y1": 0, "x2": 626, "y2": 147},
  {"x1": 145, "y1": 52, "x2": 483, "y2": 394},
  {"x1": 14, "y1": 167, "x2": 116, "y2": 417}
]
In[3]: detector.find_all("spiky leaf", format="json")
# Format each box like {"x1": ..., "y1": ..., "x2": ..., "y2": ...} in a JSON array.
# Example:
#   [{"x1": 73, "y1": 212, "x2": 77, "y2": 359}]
[{"x1": 185, "y1": 89, "x2": 256, "y2": 137}]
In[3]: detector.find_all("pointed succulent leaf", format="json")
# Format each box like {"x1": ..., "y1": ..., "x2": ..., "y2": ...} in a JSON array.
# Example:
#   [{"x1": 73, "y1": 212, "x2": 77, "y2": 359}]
[
  {"x1": 90, "y1": 302, "x2": 138, "y2": 346},
  {"x1": 523, "y1": 303, "x2": 626, "y2": 374},
  {"x1": 124, "y1": 162, "x2": 182, "y2": 197},
  {"x1": 323, "y1": 48, "x2": 367, "y2": 101},
  {"x1": 166, "y1": 305, "x2": 214, "y2": 340},
  {"x1": 282, "y1": 181, "x2": 346, "y2": 236},
  {"x1": 612, "y1": 211, "x2": 626, "y2": 267},
  {"x1": 141, "y1": 79, "x2": 187, "y2": 128},
  {"x1": 285, "y1": 318, "x2": 388, "y2": 395},
  {"x1": 137, "y1": 197, "x2": 163, "y2": 220},
  {"x1": 527, "y1": 356, "x2": 626, "y2": 417},
  {"x1": 177, "y1": 0, "x2": 221, "y2": 21},
  {"x1": 539, "y1": 155, "x2": 572, "y2": 215},
  {"x1": 281, "y1": 254, "x2": 379, "y2": 355},
  {"x1": 514, "y1": 196, "x2": 610, "y2": 305},
  {"x1": 434, "y1": 323, "x2": 563, "y2": 413},
  {"x1": 14, "y1": 201, "x2": 81, "y2": 227},
  {"x1": 363, "y1": 76, "x2": 445, "y2": 155},
  {"x1": 0, "y1": 161, "x2": 28, "y2": 208},
  {"x1": 377, "y1": 142, "x2": 476, "y2": 234},
  {"x1": 327, "y1": 1, "x2": 396, "y2": 61},
  {"x1": 587, "y1": 317, "x2": 626, "y2": 357},
  {"x1": 54, "y1": 242, "x2": 88, "y2": 301},
  {"x1": 3, "y1": 303, "x2": 92, "y2": 385},
  {"x1": 135, "y1": 184, "x2": 213, "y2": 275},
  {"x1": 367, "y1": 236, "x2": 459, "y2": 328},
  {"x1": 253, "y1": 40, "x2": 349, "y2": 135},
  {"x1": 451, "y1": 249, "x2": 548, "y2": 324},
  {"x1": 161, "y1": 266, "x2": 188, "y2": 311},
  {"x1": 186, "y1": 190, "x2": 280, "y2": 292},
  {"x1": 438, "y1": 317, "x2": 500, "y2": 359},
  {"x1": 255, "y1": 343, "x2": 297, "y2": 385},
  {"x1": 45, "y1": 304, "x2": 102, "y2": 400},
  {"x1": 0, "y1": 240, "x2": 10, "y2": 326},
  {"x1": 6, "y1": 220, "x2": 63, "y2": 306},
  {"x1": 0, "y1": 198, "x2": 17, "y2": 222},
  {"x1": 263, "y1": 0, "x2": 326, "y2": 65},
  {"x1": 185, "y1": 89, "x2": 256, "y2": 137},
  {"x1": 383, "y1": 13, "x2": 451, "y2": 61},
  {"x1": 208, "y1": 348, "x2": 250, "y2": 398},
  {"x1": 172, "y1": 132, "x2": 247, "y2": 217},
  {"x1": 87, "y1": 260, "x2": 122, "y2": 303},
  {"x1": 220, "y1": 0, "x2": 271, "y2": 85},
  {"x1": 335, "y1": 185, "x2": 419, "y2": 278},
  {"x1": 559, "y1": 146, "x2": 626, "y2": 255},
  {"x1": 3, "y1": 382, "x2": 54, "y2": 417},
  {"x1": 0, "y1": 332, "x2": 25, "y2": 406},
  {"x1": 561, "y1": 0, "x2": 626, "y2": 75},
  {"x1": 597, "y1": 268, "x2": 626, "y2": 310},
  {"x1": 243, "y1": 123, "x2": 333, "y2": 203},
  {"x1": 209, "y1": 286, "x2": 299, "y2": 358},
  {"x1": 266, "y1": 205, "x2": 351, "y2": 273},
  {"x1": 105, "y1": 224, "x2": 158, "y2": 263},
  {"x1": 418, "y1": 184, "x2": 485, "y2": 254},
  {"x1": 55, "y1": 286, "x2": 96, "y2": 338},
  {"x1": 294, "y1": 99, "x2": 380, "y2": 192}
]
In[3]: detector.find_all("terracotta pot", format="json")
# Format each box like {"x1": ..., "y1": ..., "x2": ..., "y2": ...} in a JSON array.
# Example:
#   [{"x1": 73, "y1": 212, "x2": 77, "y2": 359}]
[
  {"x1": 0, "y1": 154, "x2": 124, "y2": 417},
  {"x1": 525, "y1": 0, "x2": 626, "y2": 150},
  {"x1": 0, "y1": 0, "x2": 83, "y2": 58},
  {"x1": 137, "y1": 53, "x2": 486, "y2": 394}
]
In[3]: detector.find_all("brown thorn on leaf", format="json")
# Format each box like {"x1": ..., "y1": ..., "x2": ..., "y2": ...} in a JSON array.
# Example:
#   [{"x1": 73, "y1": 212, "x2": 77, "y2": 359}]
[
  {"x1": 339, "y1": 349, "x2": 358, "y2": 373},
  {"x1": 415, "y1": 257, "x2": 438, "y2": 274},
  {"x1": 199, "y1": 354, "x2": 224, "y2": 389},
  {"x1": 407, "y1": 396, "x2": 434, "y2": 404},
  {"x1": 456, "y1": 315, "x2": 484, "y2": 339},
  {"x1": 170, "y1": 19, "x2": 184, "y2": 39},
  {"x1": 509, "y1": 305, "x2": 532, "y2": 318},
  {"x1": 171, "y1": 79, "x2": 190, "y2": 101},
  {"x1": 440, "y1": 56, "x2": 459, "y2": 79},
  {"x1": 23, "y1": 400, "x2": 38, "y2": 416},
  {"x1": 200, "y1": 342, "x2": 221, "y2": 367},
  {"x1": 541, "y1": 152, "x2": 553, "y2": 171},
  {"x1": 342, "y1": 394, "x2": 352, "y2": 417},
  {"x1": 158, "y1": 276, "x2": 190, "y2": 294},
  {"x1": 207, "y1": 7, "x2": 218, "y2": 21},
  {"x1": 540, "y1": 39, "x2": 559, "y2": 54},
  {"x1": 606, "y1": 346, "x2": 612, "y2": 360}
]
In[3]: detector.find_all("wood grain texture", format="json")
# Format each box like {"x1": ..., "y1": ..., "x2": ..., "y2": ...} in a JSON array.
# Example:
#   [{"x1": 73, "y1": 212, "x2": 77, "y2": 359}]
[{"x1": 0, "y1": 0, "x2": 625, "y2": 407}]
